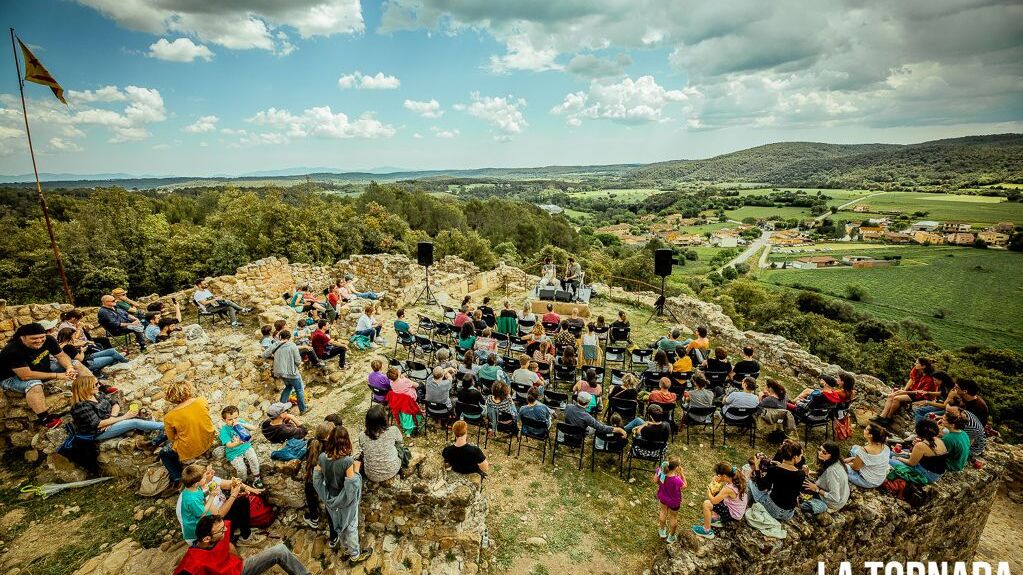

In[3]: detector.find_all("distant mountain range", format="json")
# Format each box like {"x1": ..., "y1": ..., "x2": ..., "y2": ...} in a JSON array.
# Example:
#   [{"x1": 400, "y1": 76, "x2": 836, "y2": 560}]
[{"x1": 2, "y1": 134, "x2": 1019, "y2": 190}]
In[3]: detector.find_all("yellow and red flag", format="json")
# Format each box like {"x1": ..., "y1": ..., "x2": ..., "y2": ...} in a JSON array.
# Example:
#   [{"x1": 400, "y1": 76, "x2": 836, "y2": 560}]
[{"x1": 18, "y1": 38, "x2": 66, "y2": 105}]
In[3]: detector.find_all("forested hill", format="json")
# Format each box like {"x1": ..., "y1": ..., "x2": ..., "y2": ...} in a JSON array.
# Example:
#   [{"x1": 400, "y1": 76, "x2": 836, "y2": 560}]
[{"x1": 632, "y1": 134, "x2": 1023, "y2": 189}]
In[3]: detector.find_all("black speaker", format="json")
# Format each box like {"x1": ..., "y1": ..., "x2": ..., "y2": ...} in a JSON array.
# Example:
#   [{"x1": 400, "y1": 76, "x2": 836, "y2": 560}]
[
  {"x1": 654, "y1": 248, "x2": 674, "y2": 277},
  {"x1": 417, "y1": 241, "x2": 434, "y2": 266}
]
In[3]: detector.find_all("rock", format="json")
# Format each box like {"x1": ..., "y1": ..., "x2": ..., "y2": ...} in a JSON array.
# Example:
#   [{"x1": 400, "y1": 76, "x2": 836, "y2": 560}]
[{"x1": 525, "y1": 536, "x2": 547, "y2": 548}]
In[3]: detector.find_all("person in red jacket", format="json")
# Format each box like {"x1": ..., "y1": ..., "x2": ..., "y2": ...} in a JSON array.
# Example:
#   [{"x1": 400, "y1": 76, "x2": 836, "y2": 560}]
[
  {"x1": 310, "y1": 319, "x2": 347, "y2": 367},
  {"x1": 873, "y1": 357, "x2": 937, "y2": 426},
  {"x1": 174, "y1": 515, "x2": 309, "y2": 575}
]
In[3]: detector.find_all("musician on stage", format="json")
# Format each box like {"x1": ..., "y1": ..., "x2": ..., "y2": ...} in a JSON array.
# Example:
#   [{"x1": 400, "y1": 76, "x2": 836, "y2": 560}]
[
  {"x1": 539, "y1": 257, "x2": 559, "y2": 288},
  {"x1": 561, "y1": 257, "x2": 582, "y2": 298}
]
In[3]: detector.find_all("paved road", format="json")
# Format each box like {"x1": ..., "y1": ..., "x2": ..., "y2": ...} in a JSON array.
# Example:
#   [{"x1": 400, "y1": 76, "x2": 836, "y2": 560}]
[{"x1": 720, "y1": 228, "x2": 772, "y2": 270}]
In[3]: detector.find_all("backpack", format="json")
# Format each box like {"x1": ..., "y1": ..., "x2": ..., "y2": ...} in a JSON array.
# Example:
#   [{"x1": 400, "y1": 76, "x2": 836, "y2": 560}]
[
  {"x1": 270, "y1": 437, "x2": 309, "y2": 461},
  {"x1": 350, "y1": 334, "x2": 372, "y2": 350},
  {"x1": 245, "y1": 493, "x2": 275, "y2": 528}
]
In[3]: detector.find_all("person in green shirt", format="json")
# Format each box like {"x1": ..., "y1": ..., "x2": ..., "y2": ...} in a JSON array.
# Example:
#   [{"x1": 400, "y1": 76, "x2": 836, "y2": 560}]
[
  {"x1": 940, "y1": 410, "x2": 972, "y2": 472},
  {"x1": 219, "y1": 405, "x2": 263, "y2": 488},
  {"x1": 393, "y1": 308, "x2": 411, "y2": 335}
]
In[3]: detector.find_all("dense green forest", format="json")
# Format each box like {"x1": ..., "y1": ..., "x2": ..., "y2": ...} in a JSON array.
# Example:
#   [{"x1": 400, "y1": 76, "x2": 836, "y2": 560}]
[{"x1": 634, "y1": 134, "x2": 1023, "y2": 190}]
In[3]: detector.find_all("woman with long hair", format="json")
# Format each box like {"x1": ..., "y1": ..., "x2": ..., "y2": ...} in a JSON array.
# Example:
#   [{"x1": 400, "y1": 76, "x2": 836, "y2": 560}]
[
  {"x1": 69, "y1": 375, "x2": 164, "y2": 443},
  {"x1": 845, "y1": 423, "x2": 890, "y2": 488},
  {"x1": 890, "y1": 418, "x2": 947, "y2": 484},
  {"x1": 358, "y1": 405, "x2": 405, "y2": 483},
  {"x1": 800, "y1": 442, "x2": 849, "y2": 514},
  {"x1": 314, "y1": 425, "x2": 372, "y2": 563},
  {"x1": 303, "y1": 421, "x2": 335, "y2": 532},
  {"x1": 874, "y1": 357, "x2": 936, "y2": 425}
]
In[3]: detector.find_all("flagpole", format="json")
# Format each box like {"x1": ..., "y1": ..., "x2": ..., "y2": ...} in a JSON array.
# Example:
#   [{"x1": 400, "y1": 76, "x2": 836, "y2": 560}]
[{"x1": 9, "y1": 28, "x2": 74, "y2": 305}]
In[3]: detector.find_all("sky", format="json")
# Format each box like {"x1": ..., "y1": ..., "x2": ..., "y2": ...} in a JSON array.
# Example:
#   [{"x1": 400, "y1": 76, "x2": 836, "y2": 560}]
[{"x1": 0, "y1": 0, "x2": 1021, "y2": 176}]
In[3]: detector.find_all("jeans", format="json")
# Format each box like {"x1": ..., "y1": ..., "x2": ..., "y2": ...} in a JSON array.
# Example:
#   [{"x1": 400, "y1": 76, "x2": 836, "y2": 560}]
[
  {"x1": 320, "y1": 345, "x2": 346, "y2": 368},
  {"x1": 623, "y1": 417, "x2": 646, "y2": 434},
  {"x1": 845, "y1": 446, "x2": 884, "y2": 488},
  {"x1": 110, "y1": 323, "x2": 148, "y2": 348},
  {"x1": 744, "y1": 465, "x2": 795, "y2": 521},
  {"x1": 229, "y1": 448, "x2": 261, "y2": 481},
  {"x1": 353, "y1": 292, "x2": 379, "y2": 300},
  {"x1": 332, "y1": 508, "x2": 361, "y2": 558},
  {"x1": 303, "y1": 481, "x2": 338, "y2": 539},
  {"x1": 86, "y1": 348, "x2": 127, "y2": 372},
  {"x1": 913, "y1": 405, "x2": 944, "y2": 423},
  {"x1": 0, "y1": 375, "x2": 43, "y2": 394},
  {"x1": 96, "y1": 418, "x2": 165, "y2": 441},
  {"x1": 890, "y1": 456, "x2": 943, "y2": 484},
  {"x1": 800, "y1": 497, "x2": 829, "y2": 515},
  {"x1": 160, "y1": 444, "x2": 183, "y2": 482},
  {"x1": 208, "y1": 300, "x2": 242, "y2": 322},
  {"x1": 281, "y1": 376, "x2": 307, "y2": 412},
  {"x1": 355, "y1": 327, "x2": 380, "y2": 341},
  {"x1": 241, "y1": 543, "x2": 310, "y2": 575}
]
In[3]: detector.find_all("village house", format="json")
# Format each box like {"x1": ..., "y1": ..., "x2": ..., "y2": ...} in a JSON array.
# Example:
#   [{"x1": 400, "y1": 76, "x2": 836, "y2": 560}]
[
  {"x1": 858, "y1": 226, "x2": 885, "y2": 240},
  {"x1": 977, "y1": 230, "x2": 1009, "y2": 246},
  {"x1": 710, "y1": 230, "x2": 739, "y2": 248},
  {"x1": 940, "y1": 221, "x2": 972, "y2": 233},
  {"x1": 945, "y1": 232, "x2": 977, "y2": 245},
  {"x1": 852, "y1": 259, "x2": 896, "y2": 269},
  {"x1": 649, "y1": 222, "x2": 675, "y2": 234},
  {"x1": 853, "y1": 204, "x2": 871, "y2": 212},
  {"x1": 913, "y1": 231, "x2": 945, "y2": 245},
  {"x1": 911, "y1": 220, "x2": 940, "y2": 232},
  {"x1": 883, "y1": 232, "x2": 913, "y2": 244},
  {"x1": 668, "y1": 232, "x2": 704, "y2": 246},
  {"x1": 994, "y1": 221, "x2": 1015, "y2": 233},
  {"x1": 790, "y1": 256, "x2": 840, "y2": 269},
  {"x1": 769, "y1": 228, "x2": 812, "y2": 246}
]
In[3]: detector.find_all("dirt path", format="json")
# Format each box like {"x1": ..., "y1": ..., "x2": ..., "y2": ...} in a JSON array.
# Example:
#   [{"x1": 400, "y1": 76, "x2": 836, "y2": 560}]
[{"x1": 976, "y1": 492, "x2": 1023, "y2": 572}]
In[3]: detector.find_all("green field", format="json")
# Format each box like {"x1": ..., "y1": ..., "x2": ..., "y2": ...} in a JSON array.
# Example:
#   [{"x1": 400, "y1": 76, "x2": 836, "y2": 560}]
[
  {"x1": 569, "y1": 188, "x2": 666, "y2": 202},
  {"x1": 723, "y1": 205, "x2": 812, "y2": 221},
  {"x1": 840, "y1": 192, "x2": 1023, "y2": 225},
  {"x1": 666, "y1": 246, "x2": 731, "y2": 278},
  {"x1": 761, "y1": 246, "x2": 1023, "y2": 352}
]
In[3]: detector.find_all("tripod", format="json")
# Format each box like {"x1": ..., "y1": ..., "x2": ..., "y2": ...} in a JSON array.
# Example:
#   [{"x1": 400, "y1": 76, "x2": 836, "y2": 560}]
[
  {"x1": 646, "y1": 275, "x2": 678, "y2": 324},
  {"x1": 412, "y1": 265, "x2": 437, "y2": 306}
]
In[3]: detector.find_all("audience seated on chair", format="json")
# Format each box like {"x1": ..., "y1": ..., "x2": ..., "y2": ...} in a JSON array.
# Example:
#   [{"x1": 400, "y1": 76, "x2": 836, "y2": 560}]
[
  {"x1": 194, "y1": 277, "x2": 249, "y2": 327},
  {"x1": 722, "y1": 377, "x2": 759, "y2": 419},
  {"x1": 542, "y1": 303, "x2": 560, "y2": 325},
  {"x1": 98, "y1": 295, "x2": 147, "y2": 350},
  {"x1": 443, "y1": 420, "x2": 489, "y2": 475}
]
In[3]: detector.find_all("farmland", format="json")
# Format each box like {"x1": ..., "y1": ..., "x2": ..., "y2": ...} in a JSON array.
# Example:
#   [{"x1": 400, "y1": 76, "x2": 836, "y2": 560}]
[
  {"x1": 844, "y1": 191, "x2": 1023, "y2": 225},
  {"x1": 761, "y1": 246, "x2": 1023, "y2": 352},
  {"x1": 568, "y1": 187, "x2": 666, "y2": 202}
]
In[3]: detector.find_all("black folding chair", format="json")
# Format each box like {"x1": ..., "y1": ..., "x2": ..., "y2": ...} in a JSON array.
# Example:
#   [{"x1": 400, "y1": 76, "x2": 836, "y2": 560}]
[
  {"x1": 412, "y1": 335, "x2": 437, "y2": 364},
  {"x1": 630, "y1": 348, "x2": 653, "y2": 372},
  {"x1": 542, "y1": 389, "x2": 568, "y2": 418},
  {"x1": 417, "y1": 315, "x2": 436, "y2": 337},
  {"x1": 510, "y1": 381, "x2": 532, "y2": 405},
  {"x1": 517, "y1": 319, "x2": 536, "y2": 336},
  {"x1": 626, "y1": 436, "x2": 668, "y2": 480},
  {"x1": 605, "y1": 397, "x2": 638, "y2": 424},
  {"x1": 591, "y1": 429, "x2": 627, "y2": 476},
  {"x1": 425, "y1": 401, "x2": 455, "y2": 439},
  {"x1": 717, "y1": 406, "x2": 758, "y2": 447},
  {"x1": 542, "y1": 321, "x2": 560, "y2": 335},
  {"x1": 394, "y1": 330, "x2": 415, "y2": 359},
  {"x1": 796, "y1": 406, "x2": 835, "y2": 444},
  {"x1": 405, "y1": 360, "x2": 430, "y2": 386},
  {"x1": 456, "y1": 401, "x2": 486, "y2": 443},
  {"x1": 683, "y1": 405, "x2": 716, "y2": 445},
  {"x1": 508, "y1": 335, "x2": 527, "y2": 355},
  {"x1": 609, "y1": 326, "x2": 630, "y2": 346},
  {"x1": 517, "y1": 414, "x2": 551, "y2": 463},
  {"x1": 552, "y1": 422, "x2": 586, "y2": 470},
  {"x1": 551, "y1": 364, "x2": 577, "y2": 390},
  {"x1": 604, "y1": 346, "x2": 627, "y2": 370},
  {"x1": 484, "y1": 412, "x2": 518, "y2": 456}
]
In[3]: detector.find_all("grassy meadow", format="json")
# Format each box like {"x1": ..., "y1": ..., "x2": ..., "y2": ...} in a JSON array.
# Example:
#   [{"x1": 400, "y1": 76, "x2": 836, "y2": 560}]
[
  {"x1": 761, "y1": 246, "x2": 1023, "y2": 352},
  {"x1": 569, "y1": 188, "x2": 666, "y2": 202},
  {"x1": 843, "y1": 192, "x2": 1023, "y2": 225}
]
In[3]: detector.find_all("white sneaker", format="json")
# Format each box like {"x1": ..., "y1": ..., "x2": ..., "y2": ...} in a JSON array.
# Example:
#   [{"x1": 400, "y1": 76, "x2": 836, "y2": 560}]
[{"x1": 658, "y1": 527, "x2": 667, "y2": 539}]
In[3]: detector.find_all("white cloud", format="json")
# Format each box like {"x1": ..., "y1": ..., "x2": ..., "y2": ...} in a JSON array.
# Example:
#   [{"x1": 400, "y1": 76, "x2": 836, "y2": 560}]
[
  {"x1": 244, "y1": 105, "x2": 395, "y2": 144},
  {"x1": 184, "y1": 115, "x2": 219, "y2": 133},
  {"x1": 0, "y1": 126, "x2": 21, "y2": 140},
  {"x1": 338, "y1": 71, "x2": 400, "y2": 90},
  {"x1": 489, "y1": 34, "x2": 561, "y2": 73},
  {"x1": 404, "y1": 99, "x2": 443, "y2": 118},
  {"x1": 66, "y1": 85, "x2": 166, "y2": 142},
  {"x1": 67, "y1": 85, "x2": 127, "y2": 103},
  {"x1": 412, "y1": 132, "x2": 423, "y2": 139},
  {"x1": 457, "y1": 92, "x2": 527, "y2": 140},
  {"x1": 431, "y1": 126, "x2": 459, "y2": 138},
  {"x1": 151, "y1": 143, "x2": 172, "y2": 150},
  {"x1": 76, "y1": 0, "x2": 364, "y2": 53},
  {"x1": 148, "y1": 38, "x2": 214, "y2": 62},
  {"x1": 552, "y1": 75, "x2": 695, "y2": 125},
  {"x1": 49, "y1": 137, "x2": 83, "y2": 152}
]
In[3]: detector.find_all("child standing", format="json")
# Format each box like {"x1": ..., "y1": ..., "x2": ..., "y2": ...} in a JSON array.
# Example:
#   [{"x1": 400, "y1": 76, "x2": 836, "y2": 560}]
[
  {"x1": 303, "y1": 421, "x2": 336, "y2": 533},
  {"x1": 655, "y1": 455, "x2": 687, "y2": 543},
  {"x1": 219, "y1": 406, "x2": 263, "y2": 488},
  {"x1": 692, "y1": 461, "x2": 748, "y2": 539}
]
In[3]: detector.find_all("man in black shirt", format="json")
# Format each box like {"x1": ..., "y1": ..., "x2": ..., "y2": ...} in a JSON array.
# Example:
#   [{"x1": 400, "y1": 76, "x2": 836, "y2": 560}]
[
  {"x1": 731, "y1": 346, "x2": 760, "y2": 381},
  {"x1": 0, "y1": 323, "x2": 80, "y2": 427},
  {"x1": 442, "y1": 421, "x2": 490, "y2": 475}
]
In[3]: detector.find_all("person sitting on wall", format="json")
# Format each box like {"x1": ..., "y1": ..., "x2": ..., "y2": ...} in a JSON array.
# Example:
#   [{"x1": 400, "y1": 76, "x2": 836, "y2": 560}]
[
  {"x1": 97, "y1": 295, "x2": 147, "y2": 350},
  {"x1": 144, "y1": 302, "x2": 183, "y2": 344},
  {"x1": 343, "y1": 274, "x2": 385, "y2": 301},
  {"x1": 310, "y1": 319, "x2": 347, "y2": 368},
  {"x1": 354, "y1": 305, "x2": 384, "y2": 344},
  {"x1": 0, "y1": 322, "x2": 84, "y2": 428},
  {"x1": 194, "y1": 277, "x2": 250, "y2": 327},
  {"x1": 872, "y1": 357, "x2": 938, "y2": 426},
  {"x1": 110, "y1": 287, "x2": 144, "y2": 316},
  {"x1": 59, "y1": 309, "x2": 111, "y2": 351}
]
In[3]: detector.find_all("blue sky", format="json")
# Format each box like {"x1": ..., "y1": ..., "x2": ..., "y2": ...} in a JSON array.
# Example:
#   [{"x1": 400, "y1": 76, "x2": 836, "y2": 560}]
[{"x1": 1, "y1": 0, "x2": 1021, "y2": 176}]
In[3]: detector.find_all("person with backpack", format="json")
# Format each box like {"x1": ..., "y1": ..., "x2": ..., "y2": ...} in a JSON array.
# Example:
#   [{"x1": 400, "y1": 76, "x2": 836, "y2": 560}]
[
  {"x1": 313, "y1": 425, "x2": 373, "y2": 564},
  {"x1": 261, "y1": 331, "x2": 308, "y2": 415}
]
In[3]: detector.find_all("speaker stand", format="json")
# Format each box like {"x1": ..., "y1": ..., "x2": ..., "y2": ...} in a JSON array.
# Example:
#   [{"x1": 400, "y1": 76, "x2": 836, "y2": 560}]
[
  {"x1": 412, "y1": 265, "x2": 438, "y2": 307},
  {"x1": 646, "y1": 276, "x2": 678, "y2": 324}
]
